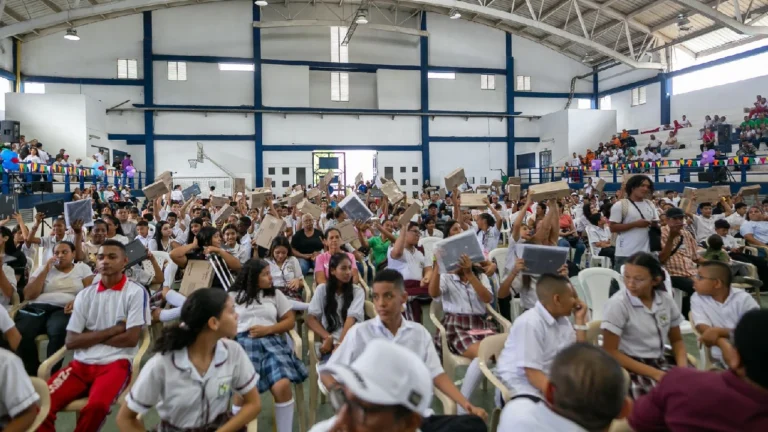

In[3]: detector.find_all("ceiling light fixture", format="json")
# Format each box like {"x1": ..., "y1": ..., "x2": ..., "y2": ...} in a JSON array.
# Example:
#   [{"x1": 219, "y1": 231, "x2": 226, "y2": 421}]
[
  {"x1": 254, "y1": 0, "x2": 268, "y2": 6},
  {"x1": 64, "y1": 28, "x2": 80, "y2": 41},
  {"x1": 449, "y1": 9, "x2": 461, "y2": 19},
  {"x1": 355, "y1": 12, "x2": 368, "y2": 24}
]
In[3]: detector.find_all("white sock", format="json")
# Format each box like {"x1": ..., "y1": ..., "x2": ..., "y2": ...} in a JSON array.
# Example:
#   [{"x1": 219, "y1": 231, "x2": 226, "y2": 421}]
[
  {"x1": 274, "y1": 398, "x2": 295, "y2": 432},
  {"x1": 458, "y1": 359, "x2": 482, "y2": 415},
  {"x1": 231, "y1": 404, "x2": 241, "y2": 415}
]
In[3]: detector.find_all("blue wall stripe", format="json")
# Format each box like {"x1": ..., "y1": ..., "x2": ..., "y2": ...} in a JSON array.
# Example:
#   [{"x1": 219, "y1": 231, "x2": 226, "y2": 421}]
[
  {"x1": 507, "y1": 34, "x2": 515, "y2": 176},
  {"x1": 591, "y1": 71, "x2": 598, "y2": 110},
  {"x1": 429, "y1": 66, "x2": 507, "y2": 75},
  {"x1": 23, "y1": 76, "x2": 144, "y2": 86},
  {"x1": 153, "y1": 54, "x2": 252, "y2": 64},
  {"x1": 420, "y1": 13, "x2": 430, "y2": 183},
  {"x1": 429, "y1": 136, "x2": 507, "y2": 142},
  {"x1": 660, "y1": 73, "x2": 671, "y2": 126},
  {"x1": 0, "y1": 68, "x2": 14, "y2": 82},
  {"x1": 133, "y1": 103, "x2": 255, "y2": 111},
  {"x1": 513, "y1": 91, "x2": 593, "y2": 99},
  {"x1": 109, "y1": 134, "x2": 145, "y2": 141},
  {"x1": 264, "y1": 145, "x2": 421, "y2": 152},
  {"x1": 512, "y1": 137, "x2": 539, "y2": 143},
  {"x1": 143, "y1": 11, "x2": 155, "y2": 181},
  {"x1": 597, "y1": 75, "x2": 661, "y2": 98},
  {"x1": 156, "y1": 134, "x2": 256, "y2": 141},
  {"x1": 262, "y1": 58, "x2": 420, "y2": 72},
  {"x1": 254, "y1": 4, "x2": 264, "y2": 187}
]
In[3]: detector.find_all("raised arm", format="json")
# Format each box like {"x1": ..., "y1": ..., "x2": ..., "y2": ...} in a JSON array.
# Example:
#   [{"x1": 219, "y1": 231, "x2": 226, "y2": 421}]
[
  {"x1": 484, "y1": 198, "x2": 503, "y2": 230},
  {"x1": 25, "y1": 212, "x2": 45, "y2": 246},
  {"x1": 389, "y1": 220, "x2": 408, "y2": 260},
  {"x1": 512, "y1": 196, "x2": 532, "y2": 242}
]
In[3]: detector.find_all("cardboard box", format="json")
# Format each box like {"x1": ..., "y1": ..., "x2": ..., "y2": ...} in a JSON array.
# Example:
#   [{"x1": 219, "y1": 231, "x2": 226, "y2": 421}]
[
  {"x1": 398, "y1": 202, "x2": 422, "y2": 226},
  {"x1": 320, "y1": 172, "x2": 335, "y2": 191},
  {"x1": 234, "y1": 178, "x2": 246, "y2": 195},
  {"x1": 739, "y1": 185, "x2": 761, "y2": 196},
  {"x1": 475, "y1": 185, "x2": 490, "y2": 194},
  {"x1": 155, "y1": 171, "x2": 172, "y2": 189},
  {"x1": 288, "y1": 190, "x2": 304, "y2": 206},
  {"x1": 507, "y1": 177, "x2": 522, "y2": 185},
  {"x1": 594, "y1": 178, "x2": 607, "y2": 193},
  {"x1": 528, "y1": 181, "x2": 572, "y2": 202},
  {"x1": 339, "y1": 193, "x2": 374, "y2": 221},
  {"x1": 142, "y1": 180, "x2": 170, "y2": 200},
  {"x1": 694, "y1": 186, "x2": 730, "y2": 205},
  {"x1": 306, "y1": 188, "x2": 321, "y2": 200},
  {"x1": 444, "y1": 168, "x2": 466, "y2": 191},
  {"x1": 213, "y1": 204, "x2": 234, "y2": 225},
  {"x1": 298, "y1": 199, "x2": 323, "y2": 220},
  {"x1": 381, "y1": 180, "x2": 405, "y2": 203},
  {"x1": 683, "y1": 187, "x2": 696, "y2": 199},
  {"x1": 506, "y1": 184, "x2": 521, "y2": 201},
  {"x1": 254, "y1": 214, "x2": 286, "y2": 249},
  {"x1": 336, "y1": 220, "x2": 358, "y2": 244},
  {"x1": 490, "y1": 179, "x2": 503, "y2": 191},
  {"x1": 439, "y1": 188, "x2": 446, "y2": 200},
  {"x1": 264, "y1": 177, "x2": 273, "y2": 188},
  {"x1": 355, "y1": 172, "x2": 364, "y2": 185},
  {"x1": 180, "y1": 259, "x2": 215, "y2": 297},
  {"x1": 250, "y1": 188, "x2": 272, "y2": 208},
  {"x1": 460, "y1": 193, "x2": 488, "y2": 208},
  {"x1": 210, "y1": 195, "x2": 229, "y2": 207}
]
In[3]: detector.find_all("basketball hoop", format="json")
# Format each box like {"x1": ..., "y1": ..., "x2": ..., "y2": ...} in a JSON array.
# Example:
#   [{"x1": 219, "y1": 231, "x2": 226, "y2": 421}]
[
  {"x1": 188, "y1": 159, "x2": 198, "y2": 168},
  {"x1": 196, "y1": 142, "x2": 205, "y2": 163}
]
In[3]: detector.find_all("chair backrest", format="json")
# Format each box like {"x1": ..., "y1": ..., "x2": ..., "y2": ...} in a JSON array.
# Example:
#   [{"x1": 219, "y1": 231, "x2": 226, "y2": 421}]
[
  {"x1": 419, "y1": 237, "x2": 441, "y2": 263},
  {"x1": 488, "y1": 248, "x2": 508, "y2": 279},
  {"x1": 430, "y1": 299, "x2": 444, "y2": 321},
  {"x1": 578, "y1": 268, "x2": 622, "y2": 321},
  {"x1": 586, "y1": 320, "x2": 602, "y2": 345},
  {"x1": 364, "y1": 300, "x2": 377, "y2": 319},
  {"x1": 477, "y1": 333, "x2": 507, "y2": 365},
  {"x1": 28, "y1": 377, "x2": 51, "y2": 432}
]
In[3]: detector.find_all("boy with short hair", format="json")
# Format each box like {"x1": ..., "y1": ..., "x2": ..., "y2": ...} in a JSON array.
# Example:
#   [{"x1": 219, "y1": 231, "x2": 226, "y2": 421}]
[
  {"x1": 135, "y1": 220, "x2": 151, "y2": 248},
  {"x1": 691, "y1": 261, "x2": 759, "y2": 369},
  {"x1": 715, "y1": 219, "x2": 768, "y2": 283}
]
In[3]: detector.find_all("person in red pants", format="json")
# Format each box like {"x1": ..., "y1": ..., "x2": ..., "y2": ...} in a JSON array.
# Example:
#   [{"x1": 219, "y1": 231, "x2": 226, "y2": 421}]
[{"x1": 40, "y1": 240, "x2": 150, "y2": 432}]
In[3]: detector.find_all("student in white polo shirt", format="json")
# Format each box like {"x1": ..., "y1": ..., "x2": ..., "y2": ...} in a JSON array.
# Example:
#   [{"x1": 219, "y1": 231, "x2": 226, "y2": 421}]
[
  {"x1": 325, "y1": 269, "x2": 487, "y2": 420},
  {"x1": 310, "y1": 339, "x2": 432, "y2": 432},
  {"x1": 496, "y1": 273, "x2": 588, "y2": 400},
  {"x1": 0, "y1": 347, "x2": 40, "y2": 431},
  {"x1": 39, "y1": 240, "x2": 150, "y2": 432},
  {"x1": 499, "y1": 343, "x2": 631, "y2": 432},
  {"x1": 0, "y1": 305, "x2": 20, "y2": 351},
  {"x1": 601, "y1": 252, "x2": 689, "y2": 400},
  {"x1": 388, "y1": 221, "x2": 429, "y2": 323},
  {"x1": 117, "y1": 288, "x2": 261, "y2": 431},
  {"x1": 691, "y1": 261, "x2": 759, "y2": 369}
]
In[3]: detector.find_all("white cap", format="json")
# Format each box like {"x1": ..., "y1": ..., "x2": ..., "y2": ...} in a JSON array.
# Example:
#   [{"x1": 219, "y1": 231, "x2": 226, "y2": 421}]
[{"x1": 319, "y1": 339, "x2": 433, "y2": 416}]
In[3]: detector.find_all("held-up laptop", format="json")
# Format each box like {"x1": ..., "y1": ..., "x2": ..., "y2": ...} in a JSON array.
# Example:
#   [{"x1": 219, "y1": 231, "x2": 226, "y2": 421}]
[
  {"x1": 125, "y1": 239, "x2": 149, "y2": 268},
  {"x1": 516, "y1": 244, "x2": 570, "y2": 276}
]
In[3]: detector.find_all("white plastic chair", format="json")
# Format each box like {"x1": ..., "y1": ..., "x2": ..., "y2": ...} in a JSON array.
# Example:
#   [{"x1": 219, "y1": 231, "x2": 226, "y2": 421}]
[
  {"x1": 577, "y1": 268, "x2": 621, "y2": 320},
  {"x1": 418, "y1": 237, "x2": 441, "y2": 263},
  {"x1": 688, "y1": 312, "x2": 715, "y2": 371},
  {"x1": 488, "y1": 248, "x2": 508, "y2": 280},
  {"x1": 585, "y1": 229, "x2": 610, "y2": 268},
  {"x1": 429, "y1": 301, "x2": 472, "y2": 381},
  {"x1": 27, "y1": 377, "x2": 51, "y2": 432},
  {"x1": 477, "y1": 334, "x2": 511, "y2": 432}
]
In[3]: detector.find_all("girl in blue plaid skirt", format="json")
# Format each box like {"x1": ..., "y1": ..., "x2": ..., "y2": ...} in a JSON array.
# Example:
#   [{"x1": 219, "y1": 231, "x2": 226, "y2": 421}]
[{"x1": 231, "y1": 259, "x2": 308, "y2": 432}]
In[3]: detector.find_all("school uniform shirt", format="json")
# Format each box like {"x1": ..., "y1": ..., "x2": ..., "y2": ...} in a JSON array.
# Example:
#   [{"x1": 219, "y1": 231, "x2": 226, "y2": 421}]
[
  {"x1": 239, "y1": 233, "x2": 253, "y2": 261},
  {"x1": 121, "y1": 222, "x2": 137, "y2": 241},
  {"x1": 170, "y1": 190, "x2": 184, "y2": 202},
  {"x1": 39, "y1": 234, "x2": 76, "y2": 262},
  {"x1": 692, "y1": 214, "x2": 726, "y2": 243},
  {"x1": 586, "y1": 225, "x2": 611, "y2": 254},
  {"x1": 690, "y1": 289, "x2": 758, "y2": 362},
  {"x1": 0, "y1": 264, "x2": 17, "y2": 307},
  {"x1": 422, "y1": 229, "x2": 444, "y2": 239},
  {"x1": 28, "y1": 262, "x2": 92, "y2": 308},
  {"x1": 387, "y1": 246, "x2": 426, "y2": 281},
  {"x1": 308, "y1": 283, "x2": 365, "y2": 342},
  {"x1": 601, "y1": 289, "x2": 682, "y2": 360},
  {"x1": 135, "y1": 234, "x2": 151, "y2": 249},
  {"x1": 720, "y1": 234, "x2": 739, "y2": 250},
  {"x1": 328, "y1": 316, "x2": 444, "y2": 379},
  {"x1": 477, "y1": 226, "x2": 501, "y2": 253},
  {"x1": 0, "y1": 306, "x2": 13, "y2": 334},
  {"x1": 266, "y1": 257, "x2": 303, "y2": 288},
  {"x1": 149, "y1": 238, "x2": 174, "y2": 253},
  {"x1": 439, "y1": 273, "x2": 490, "y2": 315},
  {"x1": 67, "y1": 276, "x2": 150, "y2": 365},
  {"x1": 0, "y1": 348, "x2": 40, "y2": 429},
  {"x1": 232, "y1": 290, "x2": 292, "y2": 333},
  {"x1": 740, "y1": 220, "x2": 768, "y2": 243},
  {"x1": 223, "y1": 243, "x2": 249, "y2": 265},
  {"x1": 609, "y1": 199, "x2": 658, "y2": 258},
  {"x1": 125, "y1": 339, "x2": 258, "y2": 429},
  {"x1": 726, "y1": 212, "x2": 745, "y2": 236},
  {"x1": 93, "y1": 264, "x2": 155, "y2": 289},
  {"x1": 499, "y1": 397, "x2": 587, "y2": 432},
  {"x1": 108, "y1": 234, "x2": 130, "y2": 245},
  {"x1": 496, "y1": 302, "x2": 576, "y2": 398}
]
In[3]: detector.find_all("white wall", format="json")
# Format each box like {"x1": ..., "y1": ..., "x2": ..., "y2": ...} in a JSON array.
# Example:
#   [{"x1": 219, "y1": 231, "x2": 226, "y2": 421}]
[
  {"x1": 309, "y1": 71, "x2": 377, "y2": 109},
  {"x1": 263, "y1": 65, "x2": 309, "y2": 107},
  {"x1": 377, "y1": 70, "x2": 420, "y2": 110},
  {"x1": 263, "y1": 151, "x2": 313, "y2": 196},
  {"x1": 154, "y1": 113, "x2": 254, "y2": 135},
  {"x1": 0, "y1": 38, "x2": 14, "y2": 72},
  {"x1": 514, "y1": 98, "x2": 569, "y2": 137},
  {"x1": 598, "y1": 64, "x2": 659, "y2": 92},
  {"x1": 671, "y1": 73, "x2": 768, "y2": 124},
  {"x1": 263, "y1": 114, "x2": 420, "y2": 145},
  {"x1": 429, "y1": 74, "x2": 506, "y2": 112},
  {"x1": 429, "y1": 142, "x2": 506, "y2": 187},
  {"x1": 429, "y1": 13, "x2": 505, "y2": 69},
  {"x1": 154, "y1": 62, "x2": 254, "y2": 106},
  {"x1": 512, "y1": 35, "x2": 592, "y2": 93},
  {"x1": 431, "y1": 118, "x2": 507, "y2": 137},
  {"x1": 612, "y1": 82, "x2": 661, "y2": 130},
  {"x1": 155, "y1": 140, "x2": 255, "y2": 188},
  {"x1": 377, "y1": 151, "x2": 423, "y2": 197},
  {"x1": 537, "y1": 110, "x2": 569, "y2": 166},
  {"x1": 567, "y1": 109, "x2": 617, "y2": 157}
]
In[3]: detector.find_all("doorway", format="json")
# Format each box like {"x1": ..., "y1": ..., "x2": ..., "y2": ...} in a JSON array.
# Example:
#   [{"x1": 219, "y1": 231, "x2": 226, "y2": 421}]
[{"x1": 311, "y1": 150, "x2": 377, "y2": 193}]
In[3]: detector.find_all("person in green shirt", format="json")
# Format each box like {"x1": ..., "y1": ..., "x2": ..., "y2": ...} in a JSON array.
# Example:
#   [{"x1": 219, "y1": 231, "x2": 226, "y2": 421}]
[
  {"x1": 364, "y1": 219, "x2": 397, "y2": 269},
  {"x1": 740, "y1": 115, "x2": 750, "y2": 131}
]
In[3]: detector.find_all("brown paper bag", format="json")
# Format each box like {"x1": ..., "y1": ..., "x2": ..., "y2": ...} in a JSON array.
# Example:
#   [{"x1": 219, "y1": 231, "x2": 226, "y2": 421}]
[
  {"x1": 336, "y1": 220, "x2": 358, "y2": 244},
  {"x1": 694, "y1": 186, "x2": 729, "y2": 205},
  {"x1": 307, "y1": 188, "x2": 321, "y2": 200},
  {"x1": 142, "y1": 180, "x2": 170, "y2": 200},
  {"x1": 445, "y1": 168, "x2": 466, "y2": 191},
  {"x1": 355, "y1": 172, "x2": 364, "y2": 185},
  {"x1": 439, "y1": 188, "x2": 446, "y2": 200},
  {"x1": 398, "y1": 203, "x2": 422, "y2": 226},
  {"x1": 528, "y1": 181, "x2": 572, "y2": 202},
  {"x1": 254, "y1": 214, "x2": 286, "y2": 249},
  {"x1": 180, "y1": 260, "x2": 215, "y2": 296}
]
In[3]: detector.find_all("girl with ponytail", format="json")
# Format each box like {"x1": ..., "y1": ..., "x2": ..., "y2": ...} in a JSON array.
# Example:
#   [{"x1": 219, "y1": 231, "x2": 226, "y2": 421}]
[{"x1": 117, "y1": 288, "x2": 261, "y2": 431}]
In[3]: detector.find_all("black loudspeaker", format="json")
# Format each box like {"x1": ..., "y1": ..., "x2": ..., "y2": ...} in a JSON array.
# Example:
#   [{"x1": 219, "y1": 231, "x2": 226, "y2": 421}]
[
  {"x1": 717, "y1": 123, "x2": 731, "y2": 146},
  {"x1": 30, "y1": 181, "x2": 53, "y2": 193},
  {"x1": 0, "y1": 120, "x2": 20, "y2": 143}
]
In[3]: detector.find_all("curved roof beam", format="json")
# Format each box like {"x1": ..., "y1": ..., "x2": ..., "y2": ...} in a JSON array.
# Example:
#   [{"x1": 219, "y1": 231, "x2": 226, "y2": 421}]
[{"x1": 670, "y1": 0, "x2": 768, "y2": 35}]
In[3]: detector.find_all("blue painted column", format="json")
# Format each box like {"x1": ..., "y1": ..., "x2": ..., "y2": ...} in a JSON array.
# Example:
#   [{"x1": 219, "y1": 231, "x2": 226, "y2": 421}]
[
  {"x1": 591, "y1": 69, "x2": 598, "y2": 109},
  {"x1": 660, "y1": 72, "x2": 672, "y2": 126},
  {"x1": 254, "y1": 5, "x2": 263, "y2": 187},
  {"x1": 143, "y1": 11, "x2": 155, "y2": 181},
  {"x1": 419, "y1": 13, "x2": 430, "y2": 183},
  {"x1": 506, "y1": 33, "x2": 515, "y2": 176}
]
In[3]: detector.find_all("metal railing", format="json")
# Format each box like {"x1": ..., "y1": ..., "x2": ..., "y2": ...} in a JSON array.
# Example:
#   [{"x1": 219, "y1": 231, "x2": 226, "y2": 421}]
[{"x1": 0, "y1": 162, "x2": 146, "y2": 195}]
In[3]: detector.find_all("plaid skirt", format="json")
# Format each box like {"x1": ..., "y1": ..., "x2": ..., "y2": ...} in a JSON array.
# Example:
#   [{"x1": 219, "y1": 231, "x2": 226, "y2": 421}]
[
  {"x1": 158, "y1": 413, "x2": 243, "y2": 432},
  {"x1": 277, "y1": 284, "x2": 303, "y2": 302},
  {"x1": 627, "y1": 355, "x2": 673, "y2": 400},
  {"x1": 236, "y1": 333, "x2": 308, "y2": 394},
  {"x1": 434, "y1": 313, "x2": 497, "y2": 356}
]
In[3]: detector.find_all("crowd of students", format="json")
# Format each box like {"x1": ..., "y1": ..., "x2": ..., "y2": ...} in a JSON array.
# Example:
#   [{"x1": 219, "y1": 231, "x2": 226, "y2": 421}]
[{"x1": 1, "y1": 171, "x2": 768, "y2": 431}]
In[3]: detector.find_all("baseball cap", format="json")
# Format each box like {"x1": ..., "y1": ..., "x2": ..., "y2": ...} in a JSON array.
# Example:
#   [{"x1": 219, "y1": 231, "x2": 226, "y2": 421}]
[
  {"x1": 666, "y1": 207, "x2": 685, "y2": 219},
  {"x1": 319, "y1": 339, "x2": 433, "y2": 416}
]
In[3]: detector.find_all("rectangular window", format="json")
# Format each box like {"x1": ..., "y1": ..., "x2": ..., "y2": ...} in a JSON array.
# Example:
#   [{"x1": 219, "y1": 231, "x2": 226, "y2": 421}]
[
  {"x1": 117, "y1": 59, "x2": 138, "y2": 79},
  {"x1": 631, "y1": 86, "x2": 647, "y2": 106},
  {"x1": 480, "y1": 74, "x2": 495, "y2": 90},
  {"x1": 577, "y1": 98, "x2": 591, "y2": 109},
  {"x1": 516, "y1": 75, "x2": 531, "y2": 91},
  {"x1": 428, "y1": 72, "x2": 455, "y2": 79},
  {"x1": 219, "y1": 63, "x2": 255, "y2": 72},
  {"x1": 330, "y1": 26, "x2": 350, "y2": 102},
  {"x1": 167, "y1": 61, "x2": 187, "y2": 81},
  {"x1": 600, "y1": 95, "x2": 612, "y2": 110},
  {"x1": 24, "y1": 83, "x2": 45, "y2": 94}
]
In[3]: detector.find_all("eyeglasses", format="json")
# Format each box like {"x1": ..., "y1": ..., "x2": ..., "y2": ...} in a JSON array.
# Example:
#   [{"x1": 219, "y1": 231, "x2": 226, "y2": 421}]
[{"x1": 329, "y1": 386, "x2": 397, "y2": 425}]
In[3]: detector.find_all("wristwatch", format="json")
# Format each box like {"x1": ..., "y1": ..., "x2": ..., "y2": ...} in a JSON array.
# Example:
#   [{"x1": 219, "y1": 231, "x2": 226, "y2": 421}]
[{"x1": 573, "y1": 324, "x2": 589, "y2": 331}]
